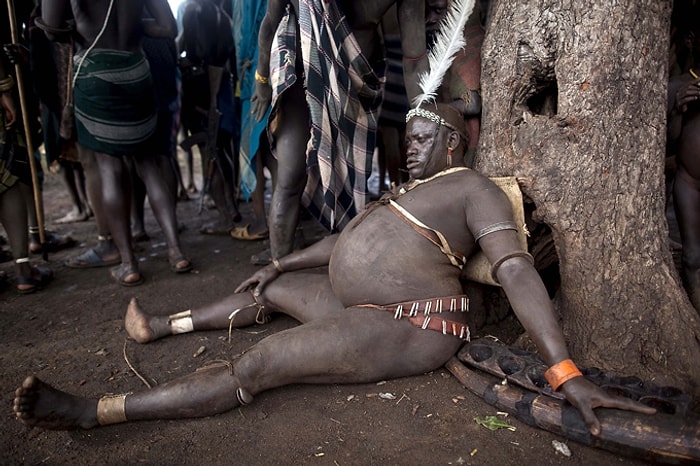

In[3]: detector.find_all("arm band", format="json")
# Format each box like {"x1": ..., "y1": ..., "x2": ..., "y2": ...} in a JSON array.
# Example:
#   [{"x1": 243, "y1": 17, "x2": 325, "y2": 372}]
[
  {"x1": 272, "y1": 258, "x2": 284, "y2": 273},
  {"x1": 544, "y1": 359, "x2": 583, "y2": 391},
  {"x1": 474, "y1": 221, "x2": 518, "y2": 242},
  {"x1": 404, "y1": 52, "x2": 427, "y2": 62},
  {"x1": 489, "y1": 251, "x2": 534, "y2": 283},
  {"x1": 255, "y1": 69, "x2": 269, "y2": 84}
]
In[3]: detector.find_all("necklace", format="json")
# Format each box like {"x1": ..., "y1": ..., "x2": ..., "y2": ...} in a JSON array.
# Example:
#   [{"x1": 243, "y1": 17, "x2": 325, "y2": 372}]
[
  {"x1": 398, "y1": 167, "x2": 470, "y2": 195},
  {"x1": 691, "y1": 68, "x2": 699, "y2": 79}
]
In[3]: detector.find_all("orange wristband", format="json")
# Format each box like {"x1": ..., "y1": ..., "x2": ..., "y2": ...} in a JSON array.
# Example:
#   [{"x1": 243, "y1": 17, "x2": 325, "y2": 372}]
[{"x1": 544, "y1": 359, "x2": 583, "y2": 391}]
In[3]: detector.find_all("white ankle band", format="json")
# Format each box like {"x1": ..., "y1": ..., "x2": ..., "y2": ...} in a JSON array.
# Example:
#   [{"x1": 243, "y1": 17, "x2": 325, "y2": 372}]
[
  {"x1": 169, "y1": 310, "x2": 194, "y2": 334},
  {"x1": 15, "y1": 257, "x2": 30, "y2": 264}
]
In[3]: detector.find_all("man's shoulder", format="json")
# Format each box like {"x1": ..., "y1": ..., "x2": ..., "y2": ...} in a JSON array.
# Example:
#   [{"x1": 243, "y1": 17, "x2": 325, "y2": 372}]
[
  {"x1": 440, "y1": 169, "x2": 516, "y2": 209},
  {"x1": 445, "y1": 167, "x2": 493, "y2": 188}
]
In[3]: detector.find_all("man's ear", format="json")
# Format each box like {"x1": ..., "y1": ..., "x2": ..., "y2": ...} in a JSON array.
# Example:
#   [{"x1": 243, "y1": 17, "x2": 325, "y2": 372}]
[{"x1": 447, "y1": 131, "x2": 460, "y2": 151}]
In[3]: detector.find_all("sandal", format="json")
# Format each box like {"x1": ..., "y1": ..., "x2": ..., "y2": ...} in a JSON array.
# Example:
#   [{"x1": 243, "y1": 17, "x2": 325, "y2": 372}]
[
  {"x1": 66, "y1": 248, "x2": 121, "y2": 268},
  {"x1": 169, "y1": 256, "x2": 193, "y2": 274},
  {"x1": 110, "y1": 264, "x2": 144, "y2": 287},
  {"x1": 16, "y1": 265, "x2": 53, "y2": 294},
  {"x1": 231, "y1": 224, "x2": 269, "y2": 241},
  {"x1": 29, "y1": 230, "x2": 76, "y2": 254}
]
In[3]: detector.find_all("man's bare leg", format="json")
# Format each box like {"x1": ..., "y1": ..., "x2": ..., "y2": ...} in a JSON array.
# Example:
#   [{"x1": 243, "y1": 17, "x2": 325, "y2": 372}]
[
  {"x1": 69, "y1": 146, "x2": 120, "y2": 264},
  {"x1": 93, "y1": 151, "x2": 142, "y2": 285},
  {"x1": 125, "y1": 271, "x2": 341, "y2": 344},
  {"x1": 15, "y1": 309, "x2": 461, "y2": 430},
  {"x1": 133, "y1": 154, "x2": 191, "y2": 271},
  {"x1": 269, "y1": 82, "x2": 309, "y2": 259}
]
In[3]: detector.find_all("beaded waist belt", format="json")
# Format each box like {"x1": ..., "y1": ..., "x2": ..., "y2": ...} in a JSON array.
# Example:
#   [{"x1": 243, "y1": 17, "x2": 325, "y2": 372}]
[{"x1": 356, "y1": 295, "x2": 470, "y2": 341}]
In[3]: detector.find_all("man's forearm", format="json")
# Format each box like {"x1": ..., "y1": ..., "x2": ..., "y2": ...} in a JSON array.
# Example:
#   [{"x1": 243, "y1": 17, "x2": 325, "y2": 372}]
[
  {"x1": 274, "y1": 235, "x2": 338, "y2": 272},
  {"x1": 497, "y1": 258, "x2": 571, "y2": 366},
  {"x1": 256, "y1": 20, "x2": 276, "y2": 78}
]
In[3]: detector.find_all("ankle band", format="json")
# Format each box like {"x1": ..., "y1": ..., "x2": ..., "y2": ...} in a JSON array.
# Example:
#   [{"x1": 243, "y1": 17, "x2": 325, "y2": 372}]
[
  {"x1": 236, "y1": 387, "x2": 254, "y2": 405},
  {"x1": 29, "y1": 226, "x2": 40, "y2": 234},
  {"x1": 97, "y1": 234, "x2": 112, "y2": 241},
  {"x1": 96, "y1": 394, "x2": 128, "y2": 425},
  {"x1": 168, "y1": 310, "x2": 194, "y2": 334},
  {"x1": 15, "y1": 257, "x2": 30, "y2": 264}
]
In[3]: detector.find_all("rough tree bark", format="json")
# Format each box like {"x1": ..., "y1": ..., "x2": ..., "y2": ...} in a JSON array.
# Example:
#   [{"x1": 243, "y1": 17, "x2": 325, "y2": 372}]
[{"x1": 477, "y1": 0, "x2": 700, "y2": 395}]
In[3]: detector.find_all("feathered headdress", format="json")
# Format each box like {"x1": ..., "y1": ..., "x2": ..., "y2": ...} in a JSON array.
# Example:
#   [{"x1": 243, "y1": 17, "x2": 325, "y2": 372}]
[{"x1": 406, "y1": 0, "x2": 475, "y2": 127}]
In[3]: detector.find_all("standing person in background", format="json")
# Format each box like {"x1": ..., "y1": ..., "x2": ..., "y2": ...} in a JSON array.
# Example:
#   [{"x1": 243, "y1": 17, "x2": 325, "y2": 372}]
[
  {"x1": 668, "y1": 7, "x2": 700, "y2": 313},
  {"x1": 230, "y1": 0, "x2": 273, "y2": 243},
  {"x1": 129, "y1": 11, "x2": 188, "y2": 250},
  {"x1": 0, "y1": 11, "x2": 52, "y2": 294},
  {"x1": 178, "y1": 0, "x2": 242, "y2": 236},
  {"x1": 41, "y1": 0, "x2": 191, "y2": 286},
  {"x1": 425, "y1": 0, "x2": 484, "y2": 167},
  {"x1": 251, "y1": 0, "x2": 429, "y2": 261}
]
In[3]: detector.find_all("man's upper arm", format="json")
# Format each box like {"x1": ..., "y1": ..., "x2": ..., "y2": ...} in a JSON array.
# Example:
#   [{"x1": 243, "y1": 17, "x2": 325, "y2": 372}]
[
  {"x1": 257, "y1": 0, "x2": 288, "y2": 73},
  {"x1": 145, "y1": 0, "x2": 178, "y2": 39},
  {"x1": 396, "y1": 0, "x2": 428, "y2": 101},
  {"x1": 465, "y1": 180, "x2": 524, "y2": 266},
  {"x1": 41, "y1": 0, "x2": 71, "y2": 29}
]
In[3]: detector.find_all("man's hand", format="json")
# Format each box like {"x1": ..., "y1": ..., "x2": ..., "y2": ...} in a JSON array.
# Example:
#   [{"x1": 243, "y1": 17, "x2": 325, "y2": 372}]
[
  {"x1": 560, "y1": 376, "x2": 656, "y2": 436},
  {"x1": 234, "y1": 263, "x2": 280, "y2": 297},
  {"x1": 674, "y1": 77, "x2": 700, "y2": 114},
  {"x1": 3, "y1": 43, "x2": 29, "y2": 66},
  {"x1": 251, "y1": 80, "x2": 272, "y2": 122},
  {"x1": 1, "y1": 92, "x2": 16, "y2": 129}
]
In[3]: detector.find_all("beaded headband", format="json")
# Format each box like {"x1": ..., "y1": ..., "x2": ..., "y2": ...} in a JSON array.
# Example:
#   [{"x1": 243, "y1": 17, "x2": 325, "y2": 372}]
[{"x1": 406, "y1": 107, "x2": 459, "y2": 131}]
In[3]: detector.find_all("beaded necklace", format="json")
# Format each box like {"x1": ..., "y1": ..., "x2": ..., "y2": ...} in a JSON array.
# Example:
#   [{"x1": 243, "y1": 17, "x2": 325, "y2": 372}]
[{"x1": 398, "y1": 167, "x2": 471, "y2": 195}]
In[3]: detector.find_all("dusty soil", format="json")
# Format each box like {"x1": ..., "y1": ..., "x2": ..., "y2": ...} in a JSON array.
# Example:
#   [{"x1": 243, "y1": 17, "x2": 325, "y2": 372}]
[{"x1": 0, "y1": 164, "x2": 654, "y2": 465}]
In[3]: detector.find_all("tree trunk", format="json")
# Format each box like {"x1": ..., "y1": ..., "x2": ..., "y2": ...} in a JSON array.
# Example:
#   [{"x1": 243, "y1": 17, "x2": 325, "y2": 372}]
[{"x1": 478, "y1": 0, "x2": 700, "y2": 396}]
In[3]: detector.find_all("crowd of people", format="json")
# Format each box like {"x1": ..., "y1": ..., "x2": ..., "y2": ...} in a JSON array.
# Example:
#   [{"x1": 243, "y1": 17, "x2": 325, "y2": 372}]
[
  {"x1": 3, "y1": 0, "x2": 693, "y2": 445},
  {"x1": 0, "y1": 0, "x2": 488, "y2": 291}
]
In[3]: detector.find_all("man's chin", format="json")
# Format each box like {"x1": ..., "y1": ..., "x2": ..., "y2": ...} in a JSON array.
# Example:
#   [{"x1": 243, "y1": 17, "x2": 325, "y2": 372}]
[{"x1": 409, "y1": 168, "x2": 425, "y2": 180}]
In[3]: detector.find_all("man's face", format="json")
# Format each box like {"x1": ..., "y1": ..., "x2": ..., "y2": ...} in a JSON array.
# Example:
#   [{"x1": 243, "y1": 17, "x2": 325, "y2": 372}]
[
  {"x1": 405, "y1": 117, "x2": 446, "y2": 180},
  {"x1": 425, "y1": 0, "x2": 448, "y2": 42}
]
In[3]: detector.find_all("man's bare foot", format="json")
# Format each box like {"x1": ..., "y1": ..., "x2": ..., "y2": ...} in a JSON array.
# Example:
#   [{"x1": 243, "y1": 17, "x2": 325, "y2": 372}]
[
  {"x1": 125, "y1": 298, "x2": 170, "y2": 343},
  {"x1": 13, "y1": 376, "x2": 99, "y2": 430}
]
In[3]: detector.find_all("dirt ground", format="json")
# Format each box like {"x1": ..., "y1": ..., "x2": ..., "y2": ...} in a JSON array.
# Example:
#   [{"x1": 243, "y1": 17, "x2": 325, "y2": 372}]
[{"x1": 0, "y1": 162, "x2": 656, "y2": 465}]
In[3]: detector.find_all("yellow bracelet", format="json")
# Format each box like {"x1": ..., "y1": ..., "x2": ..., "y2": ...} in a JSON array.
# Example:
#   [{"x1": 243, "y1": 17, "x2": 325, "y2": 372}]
[
  {"x1": 255, "y1": 70, "x2": 269, "y2": 84},
  {"x1": 544, "y1": 359, "x2": 583, "y2": 391}
]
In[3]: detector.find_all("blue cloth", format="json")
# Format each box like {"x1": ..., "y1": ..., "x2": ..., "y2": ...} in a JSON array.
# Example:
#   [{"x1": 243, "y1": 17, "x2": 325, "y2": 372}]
[{"x1": 233, "y1": 0, "x2": 270, "y2": 199}]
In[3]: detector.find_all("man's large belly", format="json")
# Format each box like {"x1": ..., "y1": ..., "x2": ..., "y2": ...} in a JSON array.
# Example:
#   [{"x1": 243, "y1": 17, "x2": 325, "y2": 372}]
[{"x1": 328, "y1": 209, "x2": 465, "y2": 307}]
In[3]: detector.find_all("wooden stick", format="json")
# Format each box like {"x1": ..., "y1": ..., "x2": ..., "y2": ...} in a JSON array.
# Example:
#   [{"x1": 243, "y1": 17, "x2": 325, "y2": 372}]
[{"x1": 6, "y1": 0, "x2": 46, "y2": 258}]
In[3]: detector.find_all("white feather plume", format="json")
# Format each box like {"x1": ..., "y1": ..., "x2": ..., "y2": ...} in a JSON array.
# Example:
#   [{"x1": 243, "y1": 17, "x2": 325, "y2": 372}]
[{"x1": 412, "y1": 0, "x2": 476, "y2": 108}]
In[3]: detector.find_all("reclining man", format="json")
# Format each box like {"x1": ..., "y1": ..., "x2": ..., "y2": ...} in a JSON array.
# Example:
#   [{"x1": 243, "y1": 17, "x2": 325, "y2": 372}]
[{"x1": 13, "y1": 103, "x2": 654, "y2": 436}]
